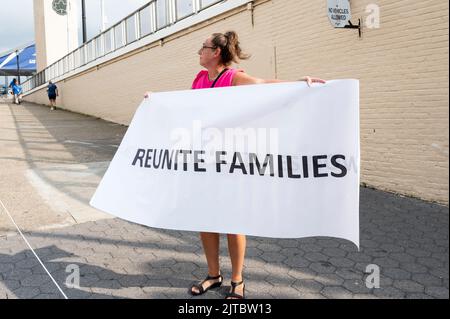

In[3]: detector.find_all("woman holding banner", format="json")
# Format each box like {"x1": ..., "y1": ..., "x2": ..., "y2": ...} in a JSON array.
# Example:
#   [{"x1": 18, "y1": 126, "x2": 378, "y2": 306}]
[
  {"x1": 146, "y1": 31, "x2": 325, "y2": 299},
  {"x1": 189, "y1": 31, "x2": 326, "y2": 299}
]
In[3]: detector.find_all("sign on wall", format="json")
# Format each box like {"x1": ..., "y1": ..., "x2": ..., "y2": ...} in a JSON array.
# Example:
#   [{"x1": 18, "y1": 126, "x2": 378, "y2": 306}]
[{"x1": 327, "y1": 0, "x2": 352, "y2": 28}]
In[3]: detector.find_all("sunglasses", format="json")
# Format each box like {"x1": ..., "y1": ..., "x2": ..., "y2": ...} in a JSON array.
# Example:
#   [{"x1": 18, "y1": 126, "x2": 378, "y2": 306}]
[{"x1": 200, "y1": 44, "x2": 217, "y2": 50}]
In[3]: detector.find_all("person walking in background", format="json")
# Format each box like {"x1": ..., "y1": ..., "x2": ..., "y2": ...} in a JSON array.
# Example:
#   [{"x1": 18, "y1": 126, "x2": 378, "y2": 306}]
[
  {"x1": 47, "y1": 81, "x2": 59, "y2": 110},
  {"x1": 9, "y1": 79, "x2": 23, "y2": 105}
]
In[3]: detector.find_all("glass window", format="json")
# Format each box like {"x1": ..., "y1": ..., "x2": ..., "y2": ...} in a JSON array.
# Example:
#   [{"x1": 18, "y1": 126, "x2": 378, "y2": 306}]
[
  {"x1": 68, "y1": 53, "x2": 74, "y2": 71},
  {"x1": 115, "y1": 23, "x2": 124, "y2": 49},
  {"x1": 96, "y1": 36, "x2": 103, "y2": 58},
  {"x1": 86, "y1": 41, "x2": 95, "y2": 62},
  {"x1": 58, "y1": 60, "x2": 63, "y2": 76},
  {"x1": 126, "y1": 14, "x2": 138, "y2": 43},
  {"x1": 63, "y1": 56, "x2": 68, "y2": 73},
  {"x1": 156, "y1": 0, "x2": 167, "y2": 29},
  {"x1": 92, "y1": 40, "x2": 97, "y2": 60},
  {"x1": 67, "y1": 56, "x2": 71, "y2": 72},
  {"x1": 80, "y1": 46, "x2": 86, "y2": 65},
  {"x1": 104, "y1": 30, "x2": 113, "y2": 53},
  {"x1": 176, "y1": 0, "x2": 194, "y2": 19},
  {"x1": 140, "y1": 5, "x2": 152, "y2": 36},
  {"x1": 74, "y1": 49, "x2": 80, "y2": 68}
]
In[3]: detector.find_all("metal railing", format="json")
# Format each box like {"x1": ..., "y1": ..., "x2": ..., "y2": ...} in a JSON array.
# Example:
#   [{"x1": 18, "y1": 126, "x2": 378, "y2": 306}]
[{"x1": 22, "y1": 0, "x2": 224, "y2": 93}]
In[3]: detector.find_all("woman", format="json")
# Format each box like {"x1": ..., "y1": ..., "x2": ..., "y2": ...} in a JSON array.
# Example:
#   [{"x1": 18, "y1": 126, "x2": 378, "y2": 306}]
[{"x1": 147, "y1": 31, "x2": 325, "y2": 299}]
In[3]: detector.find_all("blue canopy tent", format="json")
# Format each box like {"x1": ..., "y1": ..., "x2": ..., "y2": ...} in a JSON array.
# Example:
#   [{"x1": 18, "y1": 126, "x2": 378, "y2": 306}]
[
  {"x1": 0, "y1": 55, "x2": 8, "y2": 68},
  {"x1": 0, "y1": 44, "x2": 36, "y2": 77}
]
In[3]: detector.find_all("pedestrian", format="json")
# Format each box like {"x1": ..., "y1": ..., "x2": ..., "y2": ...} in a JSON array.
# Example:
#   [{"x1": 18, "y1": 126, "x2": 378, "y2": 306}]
[
  {"x1": 9, "y1": 79, "x2": 23, "y2": 105},
  {"x1": 47, "y1": 81, "x2": 59, "y2": 110},
  {"x1": 145, "y1": 31, "x2": 325, "y2": 299}
]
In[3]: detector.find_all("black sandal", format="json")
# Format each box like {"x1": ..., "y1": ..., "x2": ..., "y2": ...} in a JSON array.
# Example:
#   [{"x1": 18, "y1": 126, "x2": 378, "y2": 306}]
[
  {"x1": 225, "y1": 280, "x2": 246, "y2": 299},
  {"x1": 189, "y1": 274, "x2": 223, "y2": 296}
]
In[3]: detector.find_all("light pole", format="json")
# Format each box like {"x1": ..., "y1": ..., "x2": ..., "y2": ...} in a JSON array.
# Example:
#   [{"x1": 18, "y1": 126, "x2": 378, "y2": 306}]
[
  {"x1": 100, "y1": 0, "x2": 107, "y2": 32},
  {"x1": 81, "y1": 0, "x2": 87, "y2": 43},
  {"x1": 15, "y1": 50, "x2": 20, "y2": 84}
]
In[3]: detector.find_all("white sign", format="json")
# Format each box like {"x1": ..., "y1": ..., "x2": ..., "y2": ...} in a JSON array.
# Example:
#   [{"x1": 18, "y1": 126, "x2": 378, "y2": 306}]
[
  {"x1": 328, "y1": 0, "x2": 352, "y2": 28},
  {"x1": 90, "y1": 80, "x2": 361, "y2": 248}
]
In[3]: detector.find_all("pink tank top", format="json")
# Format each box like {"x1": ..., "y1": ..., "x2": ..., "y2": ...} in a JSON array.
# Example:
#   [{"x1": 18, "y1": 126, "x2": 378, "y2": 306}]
[{"x1": 191, "y1": 68, "x2": 244, "y2": 89}]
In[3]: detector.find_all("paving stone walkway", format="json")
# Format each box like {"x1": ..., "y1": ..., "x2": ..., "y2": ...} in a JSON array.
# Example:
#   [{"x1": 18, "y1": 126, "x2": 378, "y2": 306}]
[
  {"x1": 0, "y1": 101, "x2": 448, "y2": 299},
  {"x1": 1, "y1": 186, "x2": 448, "y2": 299}
]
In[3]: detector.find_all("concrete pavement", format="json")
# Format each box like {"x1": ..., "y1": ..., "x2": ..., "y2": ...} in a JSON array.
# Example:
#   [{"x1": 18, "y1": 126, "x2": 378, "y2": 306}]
[{"x1": 0, "y1": 98, "x2": 121, "y2": 236}]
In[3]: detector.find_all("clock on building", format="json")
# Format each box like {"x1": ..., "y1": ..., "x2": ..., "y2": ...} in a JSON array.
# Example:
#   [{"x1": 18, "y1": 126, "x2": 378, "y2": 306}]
[{"x1": 52, "y1": 0, "x2": 67, "y2": 16}]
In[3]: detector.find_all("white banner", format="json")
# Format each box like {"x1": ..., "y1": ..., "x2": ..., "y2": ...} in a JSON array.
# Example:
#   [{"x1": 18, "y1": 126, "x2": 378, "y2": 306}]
[{"x1": 90, "y1": 80, "x2": 360, "y2": 247}]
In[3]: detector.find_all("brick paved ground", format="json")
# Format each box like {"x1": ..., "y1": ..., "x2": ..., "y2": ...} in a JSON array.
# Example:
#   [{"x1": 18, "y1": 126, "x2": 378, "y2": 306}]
[{"x1": 0, "y1": 101, "x2": 448, "y2": 299}]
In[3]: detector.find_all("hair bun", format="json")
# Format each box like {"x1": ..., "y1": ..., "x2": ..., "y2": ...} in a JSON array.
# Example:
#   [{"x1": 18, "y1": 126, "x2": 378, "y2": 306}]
[
  {"x1": 210, "y1": 31, "x2": 250, "y2": 65},
  {"x1": 225, "y1": 31, "x2": 236, "y2": 38}
]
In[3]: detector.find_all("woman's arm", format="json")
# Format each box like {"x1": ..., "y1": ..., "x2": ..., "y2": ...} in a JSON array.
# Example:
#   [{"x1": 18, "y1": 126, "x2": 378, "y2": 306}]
[{"x1": 233, "y1": 72, "x2": 326, "y2": 87}]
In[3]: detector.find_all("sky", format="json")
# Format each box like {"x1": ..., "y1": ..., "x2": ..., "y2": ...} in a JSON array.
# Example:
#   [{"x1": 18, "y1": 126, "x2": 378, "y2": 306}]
[
  {"x1": 0, "y1": 0, "x2": 150, "y2": 55},
  {"x1": 0, "y1": 0, "x2": 34, "y2": 54}
]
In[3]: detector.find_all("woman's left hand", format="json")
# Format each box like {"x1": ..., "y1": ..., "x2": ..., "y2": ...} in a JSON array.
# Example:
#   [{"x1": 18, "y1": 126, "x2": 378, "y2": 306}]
[{"x1": 300, "y1": 76, "x2": 326, "y2": 87}]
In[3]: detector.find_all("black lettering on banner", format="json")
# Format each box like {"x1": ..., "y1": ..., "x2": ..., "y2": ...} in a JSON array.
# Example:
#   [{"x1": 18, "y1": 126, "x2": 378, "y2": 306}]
[
  {"x1": 174, "y1": 150, "x2": 180, "y2": 171},
  {"x1": 302, "y1": 156, "x2": 309, "y2": 178},
  {"x1": 331, "y1": 155, "x2": 348, "y2": 177},
  {"x1": 144, "y1": 149, "x2": 153, "y2": 168},
  {"x1": 287, "y1": 156, "x2": 301, "y2": 179},
  {"x1": 277, "y1": 155, "x2": 283, "y2": 178},
  {"x1": 130, "y1": 148, "x2": 349, "y2": 181},
  {"x1": 230, "y1": 152, "x2": 248, "y2": 175},
  {"x1": 194, "y1": 151, "x2": 206, "y2": 172},
  {"x1": 180, "y1": 150, "x2": 192, "y2": 171},
  {"x1": 153, "y1": 149, "x2": 163, "y2": 169},
  {"x1": 161, "y1": 149, "x2": 174, "y2": 170},
  {"x1": 132, "y1": 149, "x2": 146, "y2": 167},
  {"x1": 248, "y1": 153, "x2": 274, "y2": 177},
  {"x1": 216, "y1": 151, "x2": 227, "y2": 172},
  {"x1": 313, "y1": 155, "x2": 328, "y2": 178}
]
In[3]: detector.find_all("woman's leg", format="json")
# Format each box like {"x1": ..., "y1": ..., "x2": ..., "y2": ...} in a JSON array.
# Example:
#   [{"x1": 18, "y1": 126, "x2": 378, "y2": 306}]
[
  {"x1": 200, "y1": 232, "x2": 221, "y2": 275},
  {"x1": 191, "y1": 232, "x2": 221, "y2": 294},
  {"x1": 227, "y1": 234, "x2": 246, "y2": 296}
]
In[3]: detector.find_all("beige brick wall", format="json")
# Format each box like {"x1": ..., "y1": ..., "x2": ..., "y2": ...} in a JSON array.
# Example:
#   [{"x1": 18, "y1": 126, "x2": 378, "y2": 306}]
[{"x1": 25, "y1": 0, "x2": 449, "y2": 204}]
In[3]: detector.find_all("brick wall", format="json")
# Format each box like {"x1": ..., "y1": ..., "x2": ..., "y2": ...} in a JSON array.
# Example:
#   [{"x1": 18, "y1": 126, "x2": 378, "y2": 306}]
[{"x1": 25, "y1": 0, "x2": 449, "y2": 204}]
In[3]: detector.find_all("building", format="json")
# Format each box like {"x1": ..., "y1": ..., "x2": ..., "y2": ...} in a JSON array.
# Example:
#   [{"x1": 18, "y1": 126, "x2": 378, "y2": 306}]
[{"x1": 24, "y1": 0, "x2": 449, "y2": 204}]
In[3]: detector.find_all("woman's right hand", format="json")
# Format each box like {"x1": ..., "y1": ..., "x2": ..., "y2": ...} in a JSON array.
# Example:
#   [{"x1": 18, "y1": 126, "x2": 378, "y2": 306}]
[
  {"x1": 300, "y1": 76, "x2": 327, "y2": 87},
  {"x1": 144, "y1": 91, "x2": 152, "y2": 99}
]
